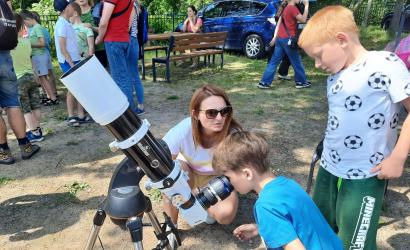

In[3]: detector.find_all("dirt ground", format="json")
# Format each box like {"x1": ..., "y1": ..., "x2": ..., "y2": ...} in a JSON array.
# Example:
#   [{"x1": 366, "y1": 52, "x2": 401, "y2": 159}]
[{"x1": 0, "y1": 75, "x2": 409, "y2": 249}]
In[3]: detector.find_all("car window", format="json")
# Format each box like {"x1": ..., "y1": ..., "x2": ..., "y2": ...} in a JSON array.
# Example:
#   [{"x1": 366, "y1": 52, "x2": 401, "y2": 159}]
[
  {"x1": 225, "y1": 1, "x2": 251, "y2": 17},
  {"x1": 249, "y1": 1, "x2": 267, "y2": 15},
  {"x1": 204, "y1": 3, "x2": 225, "y2": 18}
]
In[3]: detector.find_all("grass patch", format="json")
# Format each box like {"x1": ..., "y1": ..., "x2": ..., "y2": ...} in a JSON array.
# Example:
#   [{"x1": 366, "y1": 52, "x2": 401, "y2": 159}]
[
  {"x1": 166, "y1": 95, "x2": 179, "y2": 100},
  {"x1": 66, "y1": 140, "x2": 80, "y2": 146},
  {"x1": 0, "y1": 177, "x2": 14, "y2": 186}
]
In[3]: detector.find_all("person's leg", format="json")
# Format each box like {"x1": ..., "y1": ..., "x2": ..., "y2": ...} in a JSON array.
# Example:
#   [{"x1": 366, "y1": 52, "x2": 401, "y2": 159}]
[
  {"x1": 128, "y1": 37, "x2": 144, "y2": 111},
  {"x1": 260, "y1": 38, "x2": 286, "y2": 85},
  {"x1": 282, "y1": 45, "x2": 308, "y2": 85},
  {"x1": 207, "y1": 191, "x2": 238, "y2": 225},
  {"x1": 7, "y1": 107, "x2": 27, "y2": 139},
  {"x1": 312, "y1": 166, "x2": 339, "y2": 232},
  {"x1": 336, "y1": 176, "x2": 386, "y2": 250},
  {"x1": 0, "y1": 115, "x2": 7, "y2": 145},
  {"x1": 33, "y1": 54, "x2": 57, "y2": 101},
  {"x1": 38, "y1": 75, "x2": 57, "y2": 101},
  {"x1": 105, "y1": 42, "x2": 137, "y2": 112},
  {"x1": 278, "y1": 55, "x2": 291, "y2": 78},
  {"x1": 46, "y1": 53, "x2": 57, "y2": 96}
]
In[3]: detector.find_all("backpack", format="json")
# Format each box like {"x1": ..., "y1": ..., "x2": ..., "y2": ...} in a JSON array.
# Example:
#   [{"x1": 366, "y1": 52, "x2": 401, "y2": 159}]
[
  {"x1": 0, "y1": 0, "x2": 18, "y2": 50},
  {"x1": 92, "y1": 0, "x2": 132, "y2": 25}
]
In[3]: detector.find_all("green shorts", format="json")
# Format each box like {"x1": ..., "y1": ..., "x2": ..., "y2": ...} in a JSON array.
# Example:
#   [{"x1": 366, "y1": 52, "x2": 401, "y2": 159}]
[
  {"x1": 18, "y1": 73, "x2": 41, "y2": 113},
  {"x1": 313, "y1": 167, "x2": 386, "y2": 250}
]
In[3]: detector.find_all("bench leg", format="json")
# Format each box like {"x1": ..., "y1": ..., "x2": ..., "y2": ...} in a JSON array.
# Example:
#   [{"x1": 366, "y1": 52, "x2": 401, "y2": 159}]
[
  {"x1": 221, "y1": 54, "x2": 224, "y2": 69},
  {"x1": 212, "y1": 54, "x2": 215, "y2": 65},
  {"x1": 152, "y1": 60, "x2": 157, "y2": 82},
  {"x1": 141, "y1": 57, "x2": 146, "y2": 80},
  {"x1": 166, "y1": 61, "x2": 170, "y2": 83}
]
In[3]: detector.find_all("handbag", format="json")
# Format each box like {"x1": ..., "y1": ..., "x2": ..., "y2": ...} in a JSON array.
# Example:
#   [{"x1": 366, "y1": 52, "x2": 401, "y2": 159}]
[
  {"x1": 281, "y1": 8, "x2": 298, "y2": 49},
  {"x1": 0, "y1": 0, "x2": 18, "y2": 50}
]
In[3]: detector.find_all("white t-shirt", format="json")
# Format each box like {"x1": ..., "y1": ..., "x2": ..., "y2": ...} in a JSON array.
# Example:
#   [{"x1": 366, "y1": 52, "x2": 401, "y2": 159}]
[
  {"x1": 321, "y1": 51, "x2": 410, "y2": 179},
  {"x1": 163, "y1": 117, "x2": 215, "y2": 175},
  {"x1": 54, "y1": 16, "x2": 81, "y2": 63}
]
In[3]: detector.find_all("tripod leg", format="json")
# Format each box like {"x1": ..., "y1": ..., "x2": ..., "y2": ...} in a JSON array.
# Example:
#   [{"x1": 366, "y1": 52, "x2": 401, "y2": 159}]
[
  {"x1": 85, "y1": 209, "x2": 106, "y2": 250},
  {"x1": 127, "y1": 216, "x2": 144, "y2": 250}
]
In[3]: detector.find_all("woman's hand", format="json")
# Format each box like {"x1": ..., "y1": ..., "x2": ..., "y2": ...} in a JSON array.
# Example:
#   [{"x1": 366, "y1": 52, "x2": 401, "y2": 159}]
[{"x1": 233, "y1": 223, "x2": 259, "y2": 241}]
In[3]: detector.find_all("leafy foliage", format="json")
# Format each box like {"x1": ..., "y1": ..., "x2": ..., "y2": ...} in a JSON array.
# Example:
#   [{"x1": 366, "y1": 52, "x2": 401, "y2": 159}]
[{"x1": 30, "y1": 0, "x2": 57, "y2": 15}]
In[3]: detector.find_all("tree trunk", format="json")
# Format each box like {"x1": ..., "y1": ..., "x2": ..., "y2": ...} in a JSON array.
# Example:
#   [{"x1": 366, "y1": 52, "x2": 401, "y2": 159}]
[
  {"x1": 361, "y1": 0, "x2": 373, "y2": 28},
  {"x1": 388, "y1": 0, "x2": 404, "y2": 39}
]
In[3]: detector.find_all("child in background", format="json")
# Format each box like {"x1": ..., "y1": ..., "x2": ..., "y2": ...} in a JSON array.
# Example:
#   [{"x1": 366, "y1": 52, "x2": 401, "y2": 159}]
[
  {"x1": 20, "y1": 10, "x2": 59, "y2": 106},
  {"x1": 70, "y1": 3, "x2": 95, "y2": 59},
  {"x1": 10, "y1": 14, "x2": 44, "y2": 142},
  {"x1": 298, "y1": 6, "x2": 410, "y2": 249},
  {"x1": 212, "y1": 131, "x2": 343, "y2": 249}
]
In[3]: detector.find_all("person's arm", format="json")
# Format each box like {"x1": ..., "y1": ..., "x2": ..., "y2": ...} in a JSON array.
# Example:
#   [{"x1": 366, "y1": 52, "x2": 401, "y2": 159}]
[
  {"x1": 129, "y1": 4, "x2": 136, "y2": 31},
  {"x1": 269, "y1": 17, "x2": 282, "y2": 46},
  {"x1": 295, "y1": 0, "x2": 309, "y2": 23},
  {"x1": 182, "y1": 18, "x2": 189, "y2": 32},
  {"x1": 95, "y1": 1, "x2": 115, "y2": 45},
  {"x1": 189, "y1": 17, "x2": 202, "y2": 33},
  {"x1": 371, "y1": 97, "x2": 410, "y2": 179},
  {"x1": 233, "y1": 223, "x2": 259, "y2": 241},
  {"x1": 31, "y1": 37, "x2": 45, "y2": 48},
  {"x1": 87, "y1": 36, "x2": 95, "y2": 55},
  {"x1": 58, "y1": 36, "x2": 74, "y2": 67},
  {"x1": 284, "y1": 238, "x2": 306, "y2": 250}
]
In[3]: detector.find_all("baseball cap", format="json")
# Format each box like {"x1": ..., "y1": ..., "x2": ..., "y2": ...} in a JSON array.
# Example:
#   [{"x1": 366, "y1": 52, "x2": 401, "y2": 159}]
[{"x1": 54, "y1": 0, "x2": 74, "y2": 12}]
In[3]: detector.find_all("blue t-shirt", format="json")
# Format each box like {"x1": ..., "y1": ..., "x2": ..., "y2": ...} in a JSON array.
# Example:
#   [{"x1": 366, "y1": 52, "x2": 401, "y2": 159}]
[{"x1": 254, "y1": 177, "x2": 343, "y2": 250}]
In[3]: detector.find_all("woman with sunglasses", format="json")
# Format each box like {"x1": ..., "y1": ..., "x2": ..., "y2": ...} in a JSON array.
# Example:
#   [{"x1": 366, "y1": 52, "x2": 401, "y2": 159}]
[{"x1": 163, "y1": 84, "x2": 242, "y2": 233}]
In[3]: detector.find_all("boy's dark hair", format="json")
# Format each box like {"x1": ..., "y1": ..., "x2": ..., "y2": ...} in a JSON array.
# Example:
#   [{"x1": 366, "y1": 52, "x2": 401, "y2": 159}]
[
  {"x1": 14, "y1": 13, "x2": 23, "y2": 32},
  {"x1": 70, "y1": 2, "x2": 82, "y2": 16},
  {"x1": 212, "y1": 131, "x2": 271, "y2": 174},
  {"x1": 31, "y1": 11, "x2": 41, "y2": 24},
  {"x1": 19, "y1": 9, "x2": 35, "y2": 20}
]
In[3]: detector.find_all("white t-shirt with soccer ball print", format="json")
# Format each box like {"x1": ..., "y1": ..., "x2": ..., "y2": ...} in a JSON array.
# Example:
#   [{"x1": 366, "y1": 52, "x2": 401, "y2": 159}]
[{"x1": 320, "y1": 51, "x2": 410, "y2": 179}]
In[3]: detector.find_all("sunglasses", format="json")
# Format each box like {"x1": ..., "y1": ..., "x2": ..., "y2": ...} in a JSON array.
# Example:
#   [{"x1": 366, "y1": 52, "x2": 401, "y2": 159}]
[{"x1": 200, "y1": 106, "x2": 233, "y2": 119}]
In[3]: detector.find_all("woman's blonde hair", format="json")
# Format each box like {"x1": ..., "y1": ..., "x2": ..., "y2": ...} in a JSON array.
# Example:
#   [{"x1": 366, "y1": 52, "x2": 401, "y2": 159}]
[
  {"x1": 189, "y1": 84, "x2": 241, "y2": 148},
  {"x1": 298, "y1": 5, "x2": 359, "y2": 48}
]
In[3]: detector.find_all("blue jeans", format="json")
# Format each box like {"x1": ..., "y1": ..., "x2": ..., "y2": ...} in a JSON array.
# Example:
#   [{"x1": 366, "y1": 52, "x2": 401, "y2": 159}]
[
  {"x1": 105, "y1": 41, "x2": 138, "y2": 112},
  {"x1": 0, "y1": 51, "x2": 20, "y2": 108},
  {"x1": 130, "y1": 36, "x2": 144, "y2": 105},
  {"x1": 261, "y1": 38, "x2": 307, "y2": 85}
]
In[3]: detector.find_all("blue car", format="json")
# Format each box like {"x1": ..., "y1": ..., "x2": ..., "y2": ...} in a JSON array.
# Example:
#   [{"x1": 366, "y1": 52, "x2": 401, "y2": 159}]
[{"x1": 178, "y1": 0, "x2": 281, "y2": 58}]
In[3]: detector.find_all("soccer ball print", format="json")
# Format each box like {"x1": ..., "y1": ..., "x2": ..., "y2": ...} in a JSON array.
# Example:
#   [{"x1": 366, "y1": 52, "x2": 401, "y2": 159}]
[
  {"x1": 329, "y1": 150, "x2": 341, "y2": 164},
  {"x1": 331, "y1": 80, "x2": 343, "y2": 94},
  {"x1": 346, "y1": 168, "x2": 366, "y2": 179},
  {"x1": 368, "y1": 113, "x2": 385, "y2": 129},
  {"x1": 351, "y1": 61, "x2": 366, "y2": 72},
  {"x1": 345, "y1": 95, "x2": 362, "y2": 111},
  {"x1": 344, "y1": 135, "x2": 363, "y2": 149},
  {"x1": 390, "y1": 113, "x2": 399, "y2": 129},
  {"x1": 368, "y1": 72, "x2": 391, "y2": 90},
  {"x1": 385, "y1": 53, "x2": 399, "y2": 62},
  {"x1": 328, "y1": 115, "x2": 339, "y2": 130},
  {"x1": 405, "y1": 82, "x2": 410, "y2": 96},
  {"x1": 320, "y1": 158, "x2": 327, "y2": 169},
  {"x1": 369, "y1": 152, "x2": 384, "y2": 165}
]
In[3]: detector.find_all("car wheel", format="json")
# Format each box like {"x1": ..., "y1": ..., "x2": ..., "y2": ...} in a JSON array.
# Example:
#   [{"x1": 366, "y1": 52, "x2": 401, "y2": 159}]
[{"x1": 244, "y1": 34, "x2": 265, "y2": 59}]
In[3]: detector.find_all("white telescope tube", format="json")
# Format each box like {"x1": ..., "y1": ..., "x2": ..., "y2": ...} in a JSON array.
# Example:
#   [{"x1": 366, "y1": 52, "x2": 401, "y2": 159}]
[{"x1": 60, "y1": 55, "x2": 129, "y2": 125}]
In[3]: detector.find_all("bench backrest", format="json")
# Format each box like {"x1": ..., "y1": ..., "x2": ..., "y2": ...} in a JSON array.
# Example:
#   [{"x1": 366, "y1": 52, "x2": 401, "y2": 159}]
[{"x1": 168, "y1": 32, "x2": 228, "y2": 55}]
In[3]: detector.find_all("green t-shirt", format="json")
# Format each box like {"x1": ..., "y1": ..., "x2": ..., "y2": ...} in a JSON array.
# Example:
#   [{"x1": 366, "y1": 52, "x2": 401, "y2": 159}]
[
  {"x1": 29, "y1": 23, "x2": 47, "y2": 56},
  {"x1": 73, "y1": 24, "x2": 94, "y2": 58},
  {"x1": 81, "y1": 9, "x2": 104, "y2": 51},
  {"x1": 10, "y1": 37, "x2": 33, "y2": 79}
]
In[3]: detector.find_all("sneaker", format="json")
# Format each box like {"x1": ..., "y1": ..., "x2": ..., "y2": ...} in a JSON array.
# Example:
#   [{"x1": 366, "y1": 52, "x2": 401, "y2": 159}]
[
  {"x1": 0, "y1": 148, "x2": 15, "y2": 165},
  {"x1": 19, "y1": 143, "x2": 40, "y2": 160},
  {"x1": 278, "y1": 74, "x2": 291, "y2": 80},
  {"x1": 295, "y1": 82, "x2": 311, "y2": 89},
  {"x1": 135, "y1": 108, "x2": 145, "y2": 115},
  {"x1": 26, "y1": 131, "x2": 44, "y2": 142},
  {"x1": 257, "y1": 82, "x2": 271, "y2": 89}
]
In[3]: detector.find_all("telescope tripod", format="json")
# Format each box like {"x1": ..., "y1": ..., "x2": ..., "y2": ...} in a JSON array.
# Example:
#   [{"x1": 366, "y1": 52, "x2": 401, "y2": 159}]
[{"x1": 85, "y1": 158, "x2": 181, "y2": 250}]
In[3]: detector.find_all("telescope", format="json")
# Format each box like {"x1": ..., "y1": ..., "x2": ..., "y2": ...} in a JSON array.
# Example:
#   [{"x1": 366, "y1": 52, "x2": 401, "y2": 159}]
[{"x1": 59, "y1": 56, "x2": 234, "y2": 249}]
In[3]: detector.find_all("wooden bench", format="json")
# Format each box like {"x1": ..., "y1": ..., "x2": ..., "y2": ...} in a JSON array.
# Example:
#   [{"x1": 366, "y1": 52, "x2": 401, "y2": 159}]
[
  {"x1": 140, "y1": 44, "x2": 167, "y2": 80},
  {"x1": 152, "y1": 32, "x2": 228, "y2": 82}
]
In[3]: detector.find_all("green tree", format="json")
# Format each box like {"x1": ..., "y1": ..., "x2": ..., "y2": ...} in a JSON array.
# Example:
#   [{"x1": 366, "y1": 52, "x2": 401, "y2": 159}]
[{"x1": 30, "y1": 0, "x2": 57, "y2": 15}]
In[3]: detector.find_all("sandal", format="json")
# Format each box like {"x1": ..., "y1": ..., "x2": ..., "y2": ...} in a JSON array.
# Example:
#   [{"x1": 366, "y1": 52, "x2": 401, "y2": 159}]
[
  {"x1": 77, "y1": 115, "x2": 94, "y2": 124},
  {"x1": 44, "y1": 98, "x2": 60, "y2": 106},
  {"x1": 67, "y1": 117, "x2": 80, "y2": 127}
]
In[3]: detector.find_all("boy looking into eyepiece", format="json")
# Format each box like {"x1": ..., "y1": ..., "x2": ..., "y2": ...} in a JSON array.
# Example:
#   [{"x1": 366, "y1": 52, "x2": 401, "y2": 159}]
[
  {"x1": 298, "y1": 6, "x2": 410, "y2": 249},
  {"x1": 212, "y1": 131, "x2": 342, "y2": 250}
]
